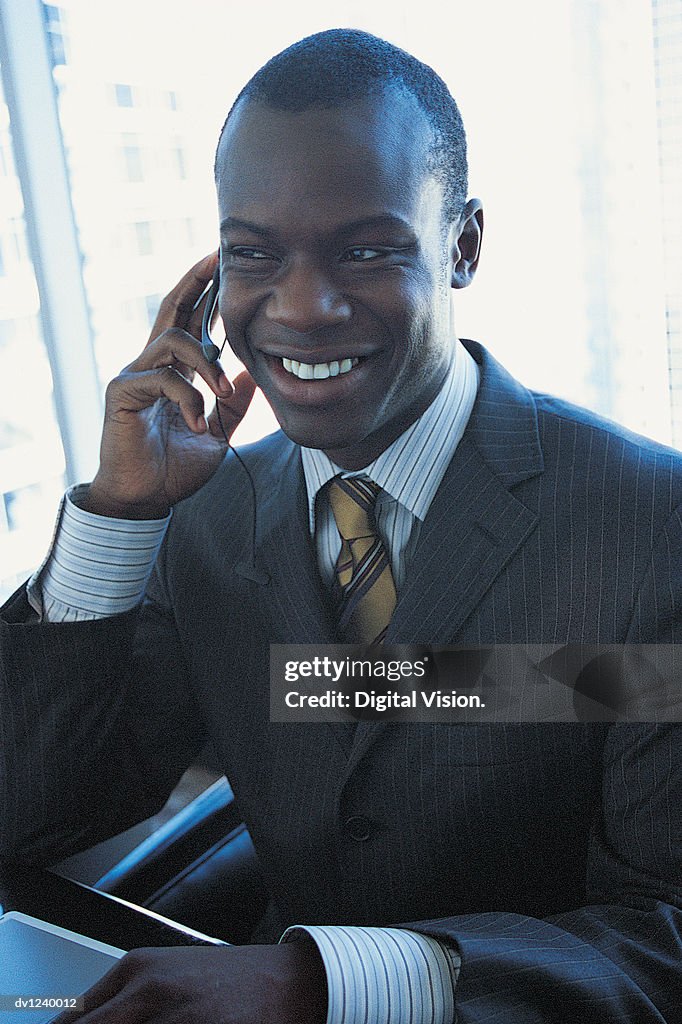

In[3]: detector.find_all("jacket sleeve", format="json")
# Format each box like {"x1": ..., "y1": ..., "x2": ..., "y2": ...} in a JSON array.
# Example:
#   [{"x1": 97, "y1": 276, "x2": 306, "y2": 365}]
[
  {"x1": 0, "y1": 576, "x2": 205, "y2": 866},
  {"x1": 405, "y1": 721, "x2": 681, "y2": 1023},
  {"x1": 403, "y1": 506, "x2": 682, "y2": 1022}
]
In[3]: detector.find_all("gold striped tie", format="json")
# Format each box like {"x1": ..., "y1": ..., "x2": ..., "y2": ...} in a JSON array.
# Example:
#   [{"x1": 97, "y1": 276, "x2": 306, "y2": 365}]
[{"x1": 327, "y1": 476, "x2": 397, "y2": 644}]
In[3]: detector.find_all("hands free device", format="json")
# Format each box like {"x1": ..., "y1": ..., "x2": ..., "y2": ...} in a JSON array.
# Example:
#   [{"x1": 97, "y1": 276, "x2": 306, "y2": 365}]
[
  {"x1": 201, "y1": 266, "x2": 222, "y2": 364},
  {"x1": 195, "y1": 263, "x2": 270, "y2": 585}
]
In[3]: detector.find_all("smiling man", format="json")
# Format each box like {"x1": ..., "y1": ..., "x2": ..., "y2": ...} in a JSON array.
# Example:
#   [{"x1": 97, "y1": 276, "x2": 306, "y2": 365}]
[
  {"x1": 1, "y1": 28, "x2": 681, "y2": 1024},
  {"x1": 214, "y1": 89, "x2": 480, "y2": 470}
]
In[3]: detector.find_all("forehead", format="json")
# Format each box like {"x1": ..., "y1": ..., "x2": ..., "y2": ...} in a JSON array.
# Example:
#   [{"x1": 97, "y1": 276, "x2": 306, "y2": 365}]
[{"x1": 216, "y1": 91, "x2": 440, "y2": 233}]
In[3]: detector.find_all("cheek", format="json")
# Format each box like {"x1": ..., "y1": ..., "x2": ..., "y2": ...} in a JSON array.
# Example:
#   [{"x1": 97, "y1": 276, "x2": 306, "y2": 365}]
[
  {"x1": 353, "y1": 281, "x2": 429, "y2": 356},
  {"x1": 403, "y1": 270, "x2": 451, "y2": 349},
  {"x1": 219, "y1": 287, "x2": 259, "y2": 352},
  {"x1": 388, "y1": 267, "x2": 440, "y2": 328}
]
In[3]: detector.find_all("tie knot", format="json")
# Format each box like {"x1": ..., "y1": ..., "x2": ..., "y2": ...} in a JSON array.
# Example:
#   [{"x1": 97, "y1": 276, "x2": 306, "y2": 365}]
[{"x1": 327, "y1": 476, "x2": 380, "y2": 542}]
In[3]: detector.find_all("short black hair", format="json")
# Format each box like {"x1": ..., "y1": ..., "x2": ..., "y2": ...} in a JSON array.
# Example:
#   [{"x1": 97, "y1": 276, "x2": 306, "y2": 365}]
[{"x1": 215, "y1": 29, "x2": 468, "y2": 224}]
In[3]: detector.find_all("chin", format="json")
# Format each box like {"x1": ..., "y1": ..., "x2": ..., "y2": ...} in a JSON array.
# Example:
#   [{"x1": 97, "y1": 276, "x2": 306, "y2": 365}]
[
  {"x1": 267, "y1": 401, "x2": 328, "y2": 439},
  {"x1": 279, "y1": 423, "x2": 352, "y2": 452}
]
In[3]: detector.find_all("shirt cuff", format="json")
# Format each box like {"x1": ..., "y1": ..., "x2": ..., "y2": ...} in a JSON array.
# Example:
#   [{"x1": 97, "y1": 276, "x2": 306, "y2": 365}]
[
  {"x1": 281, "y1": 925, "x2": 460, "y2": 1024},
  {"x1": 27, "y1": 484, "x2": 170, "y2": 621}
]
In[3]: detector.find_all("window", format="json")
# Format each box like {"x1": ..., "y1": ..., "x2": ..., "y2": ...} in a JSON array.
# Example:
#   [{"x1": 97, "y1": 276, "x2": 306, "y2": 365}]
[
  {"x1": 134, "y1": 220, "x2": 153, "y2": 256},
  {"x1": 2, "y1": 0, "x2": 681, "y2": 600},
  {"x1": 0, "y1": 60, "x2": 68, "y2": 601},
  {"x1": 42, "y1": 3, "x2": 67, "y2": 67},
  {"x1": 114, "y1": 83, "x2": 134, "y2": 108},
  {"x1": 8, "y1": 217, "x2": 28, "y2": 262},
  {"x1": 172, "y1": 143, "x2": 187, "y2": 180},
  {"x1": 122, "y1": 134, "x2": 144, "y2": 182},
  {"x1": 145, "y1": 293, "x2": 161, "y2": 327},
  {"x1": 0, "y1": 133, "x2": 9, "y2": 177}
]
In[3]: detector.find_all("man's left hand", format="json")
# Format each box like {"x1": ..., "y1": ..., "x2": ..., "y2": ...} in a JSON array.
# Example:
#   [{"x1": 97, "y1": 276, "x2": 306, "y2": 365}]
[{"x1": 54, "y1": 943, "x2": 327, "y2": 1024}]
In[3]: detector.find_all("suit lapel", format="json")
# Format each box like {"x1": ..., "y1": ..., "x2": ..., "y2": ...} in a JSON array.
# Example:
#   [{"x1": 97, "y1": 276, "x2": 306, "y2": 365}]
[
  {"x1": 350, "y1": 438, "x2": 540, "y2": 764},
  {"x1": 386, "y1": 432, "x2": 539, "y2": 643},
  {"x1": 233, "y1": 441, "x2": 354, "y2": 757},
  {"x1": 236, "y1": 343, "x2": 543, "y2": 651},
  {"x1": 233, "y1": 344, "x2": 547, "y2": 766},
  {"x1": 238, "y1": 442, "x2": 336, "y2": 644},
  {"x1": 387, "y1": 342, "x2": 543, "y2": 645},
  {"x1": 352, "y1": 342, "x2": 545, "y2": 757}
]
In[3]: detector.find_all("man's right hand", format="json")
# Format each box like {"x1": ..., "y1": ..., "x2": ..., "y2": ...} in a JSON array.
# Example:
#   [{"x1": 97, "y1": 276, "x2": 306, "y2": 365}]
[{"x1": 83, "y1": 253, "x2": 256, "y2": 520}]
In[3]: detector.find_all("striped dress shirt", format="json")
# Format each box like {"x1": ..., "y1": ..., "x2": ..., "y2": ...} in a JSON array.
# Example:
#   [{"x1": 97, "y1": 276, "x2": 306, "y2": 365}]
[
  {"x1": 302, "y1": 338, "x2": 479, "y2": 593},
  {"x1": 28, "y1": 339, "x2": 479, "y2": 1024}
]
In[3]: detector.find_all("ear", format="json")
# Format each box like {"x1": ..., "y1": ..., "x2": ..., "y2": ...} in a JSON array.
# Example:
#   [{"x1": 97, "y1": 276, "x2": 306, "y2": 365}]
[{"x1": 451, "y1": 198, "x2": 484, "y2": 290}]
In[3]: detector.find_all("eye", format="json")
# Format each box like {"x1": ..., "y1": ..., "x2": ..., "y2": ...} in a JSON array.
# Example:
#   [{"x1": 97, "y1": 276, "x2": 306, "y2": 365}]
[
  {"x1": 224, "y1": 246, "x2": 278, "y2": 264},
  {"x1": 341, "y1": 246, "x2": 385, "y2": 262}
]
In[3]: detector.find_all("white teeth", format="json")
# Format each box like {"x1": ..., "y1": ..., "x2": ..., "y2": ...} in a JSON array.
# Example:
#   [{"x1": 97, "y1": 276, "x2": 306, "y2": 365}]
[{"x1": 281, "y1": 356, "x2": 360, "y2": 380}]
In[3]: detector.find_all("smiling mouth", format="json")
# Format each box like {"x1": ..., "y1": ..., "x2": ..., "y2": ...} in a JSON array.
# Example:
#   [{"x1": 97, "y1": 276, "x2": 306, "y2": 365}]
[{"x1": 281, "y1": 356, "x2": 360, "y2": 380}]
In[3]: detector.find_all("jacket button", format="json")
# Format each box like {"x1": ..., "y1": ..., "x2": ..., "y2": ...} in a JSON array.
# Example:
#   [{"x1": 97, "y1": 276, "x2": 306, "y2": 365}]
[{"x1": 344, "y1": 815, "x2": 373, "y2": 841}]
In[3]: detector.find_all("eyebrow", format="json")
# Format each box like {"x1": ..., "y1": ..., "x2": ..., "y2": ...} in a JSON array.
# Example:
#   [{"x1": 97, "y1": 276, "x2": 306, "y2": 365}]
[
  {"x1": 219, "y1": 214, "x2": 415, "y2": 238},
  {"x1": 220, "y1": 217, "x2": 274, "y2": 238}
]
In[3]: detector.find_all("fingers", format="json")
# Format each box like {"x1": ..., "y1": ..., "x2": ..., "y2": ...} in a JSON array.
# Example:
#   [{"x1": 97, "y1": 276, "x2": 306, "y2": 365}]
[
  {"x1": 51, "y1": 957, "x2": 129, "y2": 1023},
  {"x1": 108, "y1": 366, "x2": 209, "y2": 434},
  {"x1": 207, "y1": 370, "x2": 257, "y2": 440},
  {"x1": 106, "y1": 362, "x2": 253, "y2": 441},
  {"x1": 147, "y1": 251, "x2": 218, "y2": 344},
  {"x1": 128, "y1": 327, "x2": 233, "y2": 403},
  {"x1": 54, "y1": 993, "x2": 140, "y2": 1024},
  {"x1": 106, "y1": 337, "x2": 252, "y2": 445},
  {"x1": 50, "y1": 952, "x2": 159, "y2": 1024}
]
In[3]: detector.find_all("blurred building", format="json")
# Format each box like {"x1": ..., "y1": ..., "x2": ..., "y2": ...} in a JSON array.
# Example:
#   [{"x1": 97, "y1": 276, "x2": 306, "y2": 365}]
[
  {"x1": 568, "y1": 0, "x2": 670, "y2": 439},
  {"x1": 44, "y1": 2, "x2": 216, "y2": 384},
  {"x1": 0, "y1": 0, "x2": 680, "y2": 601},
  {"x1": 0, "y1": 73, "x2": 65, "y2": 598},
  {"x1": 652, "y1": 0, "x2": 682, "y2": 446}
]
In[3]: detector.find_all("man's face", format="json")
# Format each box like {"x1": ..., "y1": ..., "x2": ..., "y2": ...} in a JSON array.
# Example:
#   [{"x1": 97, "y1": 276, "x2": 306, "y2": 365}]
[{"x1": 216, "y1": 89, "x2": 476, "y2": 469}]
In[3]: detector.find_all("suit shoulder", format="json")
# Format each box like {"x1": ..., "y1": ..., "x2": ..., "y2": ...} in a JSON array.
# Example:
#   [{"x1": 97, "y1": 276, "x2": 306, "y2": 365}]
[
  {"x1": 230, "y1": 429, "x2": 297, "y2": 473},
  {"x1": 532, "y1": 391, "x2": 679, "y2": 507},
  {"x1": 169, "y1": 429, "x2": 296, "y2": 534},
  {"x1": 534, "y1": 391, "x2": 682, "y2": 475}
]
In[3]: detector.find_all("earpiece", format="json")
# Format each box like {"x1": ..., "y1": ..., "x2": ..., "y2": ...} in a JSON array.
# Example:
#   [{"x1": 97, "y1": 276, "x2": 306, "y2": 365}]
[
  {"x1": 201, "y1": 265, "x2": 222, "y2": 363},
  {"x1": 198, "y1": 261, "x2": 270, "y2": 585}
]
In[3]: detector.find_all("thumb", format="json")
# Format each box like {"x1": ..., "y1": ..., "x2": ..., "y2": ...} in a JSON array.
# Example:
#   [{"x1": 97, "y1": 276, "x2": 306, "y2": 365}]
[{"x1": 207, "y1": 369, "x2": 257, "y2": 440}]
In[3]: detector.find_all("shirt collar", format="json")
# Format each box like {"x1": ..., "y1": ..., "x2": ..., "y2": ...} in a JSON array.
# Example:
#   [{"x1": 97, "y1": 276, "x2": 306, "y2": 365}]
[{"x1": 300, "y1": 339, "x2": 480, "y2": 533}]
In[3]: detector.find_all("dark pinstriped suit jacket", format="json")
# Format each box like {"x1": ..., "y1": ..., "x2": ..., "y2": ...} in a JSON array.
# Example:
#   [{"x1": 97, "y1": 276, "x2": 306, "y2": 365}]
[{"x1": 2, "y1": 341, "x2": 681, "y2": 1022}]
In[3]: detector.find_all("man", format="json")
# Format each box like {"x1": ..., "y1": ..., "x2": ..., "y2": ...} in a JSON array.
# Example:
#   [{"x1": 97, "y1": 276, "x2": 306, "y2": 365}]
[{"x1": 1, "y1": 29, "x2": 681, "y2": 1024}]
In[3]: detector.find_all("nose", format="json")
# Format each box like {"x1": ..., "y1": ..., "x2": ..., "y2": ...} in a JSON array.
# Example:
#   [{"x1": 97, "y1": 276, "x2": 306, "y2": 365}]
[{"x1": 264, "y1": 261, "x2": 352, "y2": 333}]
